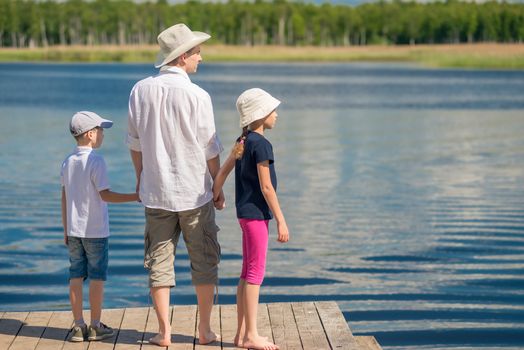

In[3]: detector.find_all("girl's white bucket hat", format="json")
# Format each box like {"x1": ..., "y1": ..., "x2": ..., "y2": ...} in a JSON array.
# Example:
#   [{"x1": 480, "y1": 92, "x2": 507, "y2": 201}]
[
  {"x1": 236, "y1": 88, "x2": 281, "y2": 128},
  {"x1": 154, "y1": 23, "x2": 210, "y2": 68}
]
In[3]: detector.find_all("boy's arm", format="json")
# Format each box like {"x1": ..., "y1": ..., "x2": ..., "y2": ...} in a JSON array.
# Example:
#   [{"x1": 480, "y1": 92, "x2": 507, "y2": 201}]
[
  {"x1": 99, "y1": 190, "x2": 139, "y2": 203},
  {"x1": 61, "y1": 187, "x2": 68, "y2": 245},
  {"x1": 212, "y1": 154, "x2": 236, "y2": 209},
  {"x1": 257, "y1": 161, "x2": 289, "y2": 243}
]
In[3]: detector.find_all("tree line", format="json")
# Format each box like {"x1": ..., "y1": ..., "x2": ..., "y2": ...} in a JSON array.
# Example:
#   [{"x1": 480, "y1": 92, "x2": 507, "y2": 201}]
[{"x1": 1, "y1": 0, "x2": 523, "y2": 48}]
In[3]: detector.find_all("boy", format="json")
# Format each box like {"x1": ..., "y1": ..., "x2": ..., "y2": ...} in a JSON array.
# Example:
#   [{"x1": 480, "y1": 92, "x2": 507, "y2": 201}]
[{"x1": 61, "y1": 111, "x2": 138, "y2": 342}]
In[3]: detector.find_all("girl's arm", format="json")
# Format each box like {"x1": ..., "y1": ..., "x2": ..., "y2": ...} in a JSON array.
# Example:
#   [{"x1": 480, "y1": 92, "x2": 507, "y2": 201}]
[
  {"x1": 212, "y1": 153, "x2": 236, "y2": 203},
  {"x1": 61, "y1": 187, "x2": 68, "y2": 245},
  {"x1": 99, "y1": 190, "x2": 139, "y2": 203},
  {"x1": 257, "y1": 161, "x2": 289, "y2": 243}
]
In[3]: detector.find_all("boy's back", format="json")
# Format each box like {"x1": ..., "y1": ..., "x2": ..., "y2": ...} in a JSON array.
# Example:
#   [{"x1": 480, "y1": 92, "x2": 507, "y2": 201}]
[{"x1": 61, "y1": 146, "x2": 110, "y2": 238}]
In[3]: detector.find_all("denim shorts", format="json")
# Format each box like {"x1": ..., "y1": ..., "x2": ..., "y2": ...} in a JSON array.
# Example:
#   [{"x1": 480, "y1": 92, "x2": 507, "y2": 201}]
[{"x1": 68, "y1": 237, "x2": 109, "y2": 281}]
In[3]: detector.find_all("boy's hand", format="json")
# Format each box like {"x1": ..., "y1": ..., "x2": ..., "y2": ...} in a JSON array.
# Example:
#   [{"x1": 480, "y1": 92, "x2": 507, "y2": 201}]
[{"x1": 277, "y1": 221, "x2": 289, "y2": 243}]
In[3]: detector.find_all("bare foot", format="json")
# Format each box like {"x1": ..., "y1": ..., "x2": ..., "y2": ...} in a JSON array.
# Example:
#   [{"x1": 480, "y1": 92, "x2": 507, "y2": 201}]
[
  {"x1": 235, "y1": 334, "x2": 268, "y2": 347},
  {"x1": 199, "y1": 330, "x2": 220, "y2": 345},
  {"x1": 148, "y1": 333, "x2": 171, "y2": 347},
  {"x1": 243, "y1": 335, "x2": 279, "y2": 350}
]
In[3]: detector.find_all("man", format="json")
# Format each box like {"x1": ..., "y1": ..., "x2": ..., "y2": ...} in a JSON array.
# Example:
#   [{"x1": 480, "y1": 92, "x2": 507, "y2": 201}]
[{"x1": 127, "y1": 23, "x2": 224, "y2": 347}]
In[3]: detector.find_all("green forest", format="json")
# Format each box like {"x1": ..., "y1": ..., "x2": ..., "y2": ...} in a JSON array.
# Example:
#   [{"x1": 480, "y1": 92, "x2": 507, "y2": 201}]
[{"x1": 1, "y1": 0, "x2": 523, "y2": 48}]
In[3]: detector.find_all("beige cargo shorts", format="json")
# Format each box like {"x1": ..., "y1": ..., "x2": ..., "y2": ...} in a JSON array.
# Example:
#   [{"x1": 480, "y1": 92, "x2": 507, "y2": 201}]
[{"x1": 143, "y1": 200, "x2": 221, "y2": 288}]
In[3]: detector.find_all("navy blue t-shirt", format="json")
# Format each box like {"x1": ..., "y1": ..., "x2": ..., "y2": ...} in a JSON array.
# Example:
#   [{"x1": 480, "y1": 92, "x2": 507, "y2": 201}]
[{"x1": 235, "y1": 131, "x2": 277, "y2": 220}]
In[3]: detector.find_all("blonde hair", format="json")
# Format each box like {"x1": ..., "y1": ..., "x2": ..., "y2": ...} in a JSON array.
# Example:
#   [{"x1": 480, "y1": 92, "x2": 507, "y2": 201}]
[{"x1": 232, "y1": 126, "x2": 249, "y2": 159}]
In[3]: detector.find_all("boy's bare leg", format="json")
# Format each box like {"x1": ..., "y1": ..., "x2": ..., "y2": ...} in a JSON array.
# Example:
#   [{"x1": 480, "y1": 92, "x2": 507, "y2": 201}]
[
  {"x1": 69, "y1": 278, "x2": 84, "y2": 323},
  {"x1": 235, "y1": 279, "x2": 246, "y2": 347},
  {"x1": 149, "y1": 286, "x2": 172, "y2": 346},
  {"x1": 242, "y1": 283, "x2": 278, "y2": 350},
  {"x1": 89, "y1": 280, "x2": 104, "y2": 324},
  {"x1": 195, "y1": 284, "x2": 220, "y2": 345}
]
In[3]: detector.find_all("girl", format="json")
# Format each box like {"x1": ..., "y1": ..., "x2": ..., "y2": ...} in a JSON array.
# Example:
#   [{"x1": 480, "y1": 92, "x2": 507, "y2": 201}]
[{"x1": 213, "y1": 88, "x2": 289, "y2": 350}]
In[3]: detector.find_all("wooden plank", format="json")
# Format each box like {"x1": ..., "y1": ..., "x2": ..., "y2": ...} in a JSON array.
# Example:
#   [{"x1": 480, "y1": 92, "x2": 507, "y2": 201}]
[
  {"x1": 169, "y1": 305, "x2": 197, "y2": 350},
  {"x1": 194, "y1": 305, "x2": 220, "y2": 350},
  {"x1": 267, "y1": 303, "x2": 302, "y2": 350},
  {"x1": 62, "y1": 310, "x2": 91, "y2": 350},
  {"x1": 114, "y1": 307, "x2": 149, "y2": 350},
  {"x1": 34, "y1": 311, "x2": 73, "y2": 350},
  {"x1": 169, "y1": 306, "x2": 195, "y2": 350},
  {"x1": 257, "y1": 304, "x2": 274, "y2": 342},
  {"x1": 355, "y1": 336, "x2": 383, "y2": 350},
  {"x1": 291, "y1": 302, "x2": 330, "y2": 350},
  {"x1": 219, "y1": 304, "x2": 241, "y2": 350},
  {"x1": 9, "y1": 311, "x2": 53, "y2": 350},
  {"x1": 0, "y1": 311, "x2": 29, "y2": 350},
  {"x1": 315, "y1": 301, "x2": 358, "y2": 350},
  {"x1": 89, "y1": 308, "x2": 126, "y2": 350}
]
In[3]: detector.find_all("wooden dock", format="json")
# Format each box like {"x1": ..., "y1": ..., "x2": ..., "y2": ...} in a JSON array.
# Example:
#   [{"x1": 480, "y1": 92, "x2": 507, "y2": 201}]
[{"x1": 0, "y1": 301, "x2": 381, "y2": 350}]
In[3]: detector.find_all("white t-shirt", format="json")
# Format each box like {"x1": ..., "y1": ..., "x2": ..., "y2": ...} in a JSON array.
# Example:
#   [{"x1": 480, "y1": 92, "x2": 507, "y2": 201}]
[
  {"x1": 127, "y1": 66, "x2": 223, "y2": 212},
  {"x1": 61, "y1": 146, "x2": 110, "y2": 238}
]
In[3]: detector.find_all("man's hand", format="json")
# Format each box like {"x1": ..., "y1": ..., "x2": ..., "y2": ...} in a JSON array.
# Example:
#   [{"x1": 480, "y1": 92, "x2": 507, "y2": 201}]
[{"x1": 64, "y1": 234, "x2": 68, "y2": 246}]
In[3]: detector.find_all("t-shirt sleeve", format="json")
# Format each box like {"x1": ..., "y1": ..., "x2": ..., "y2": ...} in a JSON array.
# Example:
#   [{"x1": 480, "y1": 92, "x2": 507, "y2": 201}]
[
  {"x1": 91, "y1": 156, "x2": 110, "y2": 192},
  {"x1": 253, "y1": 139, "x2": 274, "y2": 165}
]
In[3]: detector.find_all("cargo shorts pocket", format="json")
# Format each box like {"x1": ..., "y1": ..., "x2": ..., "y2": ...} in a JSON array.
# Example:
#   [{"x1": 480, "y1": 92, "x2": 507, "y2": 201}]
[{"x1": 203, "y1": 222, "x2": 221, "y2": 265}]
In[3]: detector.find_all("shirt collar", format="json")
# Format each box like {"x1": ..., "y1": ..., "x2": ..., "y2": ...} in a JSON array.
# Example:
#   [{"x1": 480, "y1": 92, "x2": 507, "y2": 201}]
[
  {"x1": 160, "y1": 66, "x2": 190, "y2": 81},
  {"x1": 75, "y1": 146, "x2": 93, "y2": 152}
]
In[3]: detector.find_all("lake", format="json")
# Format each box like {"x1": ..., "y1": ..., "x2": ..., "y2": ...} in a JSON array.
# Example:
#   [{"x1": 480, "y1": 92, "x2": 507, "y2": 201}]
[{"x1": 1, "y1": 62, "x2": 523, "y2": 349}]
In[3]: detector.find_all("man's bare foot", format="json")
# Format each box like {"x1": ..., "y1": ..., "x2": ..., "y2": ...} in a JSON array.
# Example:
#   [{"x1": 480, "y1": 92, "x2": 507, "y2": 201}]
[
  {"x1": 148, "y1": 333, "x2": 171, "y2": 346},
  {"x1": 243, "y1": 335, "x2": 279, "y2": 350},
  {"x1": 235, "y1": 334, "x2": 268, "y2": 347},
  {"x1": 199, "y1": 330, "x2": 220, "y2": 345}
]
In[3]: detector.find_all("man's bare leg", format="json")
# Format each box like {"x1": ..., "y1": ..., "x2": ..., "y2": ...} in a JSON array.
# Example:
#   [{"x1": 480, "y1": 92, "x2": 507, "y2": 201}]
[
  {"x1": 149, "y1": 286, "x2": 172, "y2": 346},
  {"x1": 195, "y1": 284, "x2": 220, "y2": 344}
]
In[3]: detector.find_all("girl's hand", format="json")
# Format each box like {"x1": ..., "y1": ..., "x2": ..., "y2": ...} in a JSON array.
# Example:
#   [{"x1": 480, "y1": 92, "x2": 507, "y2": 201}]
[
  {"x1": 277, "y1": 221, "x2": 289, "y2": 243},
  {"x1": 213, "y1": 188, "x2": 225, "y2": 210}
]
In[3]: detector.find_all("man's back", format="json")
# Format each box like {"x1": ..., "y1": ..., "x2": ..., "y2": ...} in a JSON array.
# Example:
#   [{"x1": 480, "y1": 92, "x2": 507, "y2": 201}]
[{"x1": 127, "y1": 66, "x2": 222, "y2": 212}]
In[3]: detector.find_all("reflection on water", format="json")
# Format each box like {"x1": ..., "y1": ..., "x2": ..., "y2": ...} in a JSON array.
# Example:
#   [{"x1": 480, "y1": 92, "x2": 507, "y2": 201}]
[{"x1": 1, "y1": 63, "x2": 524, "y2": 349}]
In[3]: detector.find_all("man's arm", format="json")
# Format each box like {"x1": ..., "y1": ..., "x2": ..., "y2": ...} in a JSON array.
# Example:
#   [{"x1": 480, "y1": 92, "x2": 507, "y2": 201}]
[
  {"x1": 61, "y1": 187, "x2": 68, "y2": 245},
  {"x1": 130, "y1": 150, "x2": 143, "y2": 196},
  {"x1": 207, "y1": 155, "x2": 226, "y2": 210}
]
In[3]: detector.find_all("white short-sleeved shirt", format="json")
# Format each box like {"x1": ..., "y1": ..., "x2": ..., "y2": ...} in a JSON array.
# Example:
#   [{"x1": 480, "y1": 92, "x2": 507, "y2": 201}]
[
  {"x1": 127, "y1": 66, "x2": 223, "y2": 212},
  {"x1": 61, "y1": 146, "x2": 110, "y2": 238}
]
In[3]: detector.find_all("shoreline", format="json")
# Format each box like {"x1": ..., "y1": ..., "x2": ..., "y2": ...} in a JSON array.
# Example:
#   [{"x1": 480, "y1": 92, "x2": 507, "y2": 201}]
[{"x1": 0, "y1": 43, "x2": 523, "y2": 69}]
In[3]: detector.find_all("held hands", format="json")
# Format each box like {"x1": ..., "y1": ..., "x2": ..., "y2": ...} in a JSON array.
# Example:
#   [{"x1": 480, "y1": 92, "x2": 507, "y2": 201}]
[
  {"x1": 213, "y1": 187, "x2": 225, "y2": 210},
  {"x1": 277, "y1": 221, "x2": 289, "y2": 243}
]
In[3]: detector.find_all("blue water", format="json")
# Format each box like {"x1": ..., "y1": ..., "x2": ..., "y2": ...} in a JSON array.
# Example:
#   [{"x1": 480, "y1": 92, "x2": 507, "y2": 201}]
[{"x1": 1, "y1": 62, "x2": 524, "y2": 349}]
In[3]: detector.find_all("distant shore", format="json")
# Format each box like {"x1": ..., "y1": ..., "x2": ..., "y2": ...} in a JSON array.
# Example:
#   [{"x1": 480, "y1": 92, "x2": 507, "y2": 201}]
[{"x1": 1, "y1": 44, "x2": 523, "y2": 69}]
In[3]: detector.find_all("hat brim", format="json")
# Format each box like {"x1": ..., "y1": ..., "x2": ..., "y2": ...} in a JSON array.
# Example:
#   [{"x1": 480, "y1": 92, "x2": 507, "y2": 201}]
[{"x1": 154, "y1": 32, "x2": 211, "y2": 68}]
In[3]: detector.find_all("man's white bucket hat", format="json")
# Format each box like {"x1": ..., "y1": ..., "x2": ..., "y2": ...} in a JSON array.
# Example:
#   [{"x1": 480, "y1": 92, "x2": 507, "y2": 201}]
[
  {"x1": 154, "y1": 23, "x2": 211, "y2": 68},
  {"x1": 236, "y1": 88, "x2": 281, "y2": 128},
  {"x1": 69, "y1": 111, "x2": 113, "y2": 137}
]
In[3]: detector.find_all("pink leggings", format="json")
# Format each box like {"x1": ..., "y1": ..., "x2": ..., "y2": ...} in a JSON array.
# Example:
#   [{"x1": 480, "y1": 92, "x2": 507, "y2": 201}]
[{"x1": 238, "y1": 218, "x2": 269, "y2": 285}]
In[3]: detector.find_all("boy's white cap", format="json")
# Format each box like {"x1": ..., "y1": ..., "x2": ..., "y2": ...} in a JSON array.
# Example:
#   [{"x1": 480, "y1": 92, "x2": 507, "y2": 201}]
[
  {"x1": 69, "y1": 111, "x2": 113, "y2": 136},
  {"x1": 236, "y1": 88, "x2": 281, "y2": 128}
]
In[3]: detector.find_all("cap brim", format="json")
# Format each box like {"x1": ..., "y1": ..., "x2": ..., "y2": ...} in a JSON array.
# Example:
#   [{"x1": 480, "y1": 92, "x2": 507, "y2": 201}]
[
  {"x1": 154, "y1": 32, "x2": 211, "y2": 68},
  {"x1": 99, "y1": 119, "x2": 113, "y2": 129}
]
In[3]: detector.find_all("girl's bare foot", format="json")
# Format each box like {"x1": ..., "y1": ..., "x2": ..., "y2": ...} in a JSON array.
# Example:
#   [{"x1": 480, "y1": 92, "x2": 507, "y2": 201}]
[
  {"x1": 148, "y1": 333, "x2": 171, "y2": 346},
  {"x1": 243, "y1": 335, "x2": 279, "y2": 350},
  {"x1": 199, "y1": 330, "x2": 220, "y2": 345}
]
